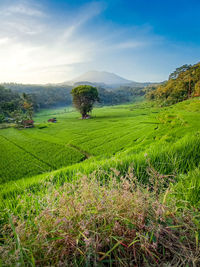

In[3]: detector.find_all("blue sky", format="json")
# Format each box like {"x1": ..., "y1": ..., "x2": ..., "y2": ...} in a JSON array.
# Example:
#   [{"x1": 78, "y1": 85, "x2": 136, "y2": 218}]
[{"x1": 0, "y1": 0, "x2": 200, "y2": 83}]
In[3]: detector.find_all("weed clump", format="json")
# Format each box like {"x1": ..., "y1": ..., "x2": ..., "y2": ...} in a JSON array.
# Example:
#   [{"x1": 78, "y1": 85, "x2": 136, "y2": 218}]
[{"x1": 1, "y1": 170, "x2": 199, "y2": 266}]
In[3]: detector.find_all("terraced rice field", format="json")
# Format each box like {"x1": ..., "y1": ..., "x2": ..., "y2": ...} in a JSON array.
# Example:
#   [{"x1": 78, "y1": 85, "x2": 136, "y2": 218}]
[{"x1": 0, "y1": 99, "x2": 200, "y2": 185}]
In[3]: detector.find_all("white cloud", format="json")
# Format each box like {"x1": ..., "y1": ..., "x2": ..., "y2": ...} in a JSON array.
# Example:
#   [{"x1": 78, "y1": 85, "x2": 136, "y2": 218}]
[{"x1": 0, "y1": 0, "x2": 165, "y2": 83}]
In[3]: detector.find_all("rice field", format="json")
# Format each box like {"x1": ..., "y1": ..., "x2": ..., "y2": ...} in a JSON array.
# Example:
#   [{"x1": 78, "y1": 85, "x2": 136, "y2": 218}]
[
  {"x1": 1, "y1": 98, "x2": 199, "y2": 185},
  {"x1": 0, "y1": 98, "x2": 200, "y2": 203},
  {"x1": 0, "y1": 128, "x2": 85, "y2": 183}
]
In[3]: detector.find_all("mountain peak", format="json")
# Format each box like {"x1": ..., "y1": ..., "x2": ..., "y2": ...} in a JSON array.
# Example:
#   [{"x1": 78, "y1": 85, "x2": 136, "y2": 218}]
[{"x1": 66, "y1": 70, "x2": 132, "y2": 85}]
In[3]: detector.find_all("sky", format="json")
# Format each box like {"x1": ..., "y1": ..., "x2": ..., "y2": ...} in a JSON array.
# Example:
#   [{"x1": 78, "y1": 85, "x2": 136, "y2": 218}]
[{"x1": 0, "y1": 0, "x2": 200, "y2": 84}]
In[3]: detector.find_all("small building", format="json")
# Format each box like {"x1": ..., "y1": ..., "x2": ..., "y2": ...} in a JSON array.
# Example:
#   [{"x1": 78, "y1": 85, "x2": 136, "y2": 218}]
[
  {"x1": 82, "y1": 115, "x2": 91, "y2": 119},
  {"x1": 48, "y1": 118, "x2": 57, "y2": 123},
  {"x1": 23, "y1": 120, "x2": 34, "y2": 128}
]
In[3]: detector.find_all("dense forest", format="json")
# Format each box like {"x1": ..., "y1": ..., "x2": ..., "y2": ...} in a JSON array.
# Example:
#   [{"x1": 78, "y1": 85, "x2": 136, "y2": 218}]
[
  {"x1": 0, "y1": 86, "x2": 21, "y2": 122},
  {"x1": 146, "y1": 62, "x2": 200, "y2": 105},
  {"x1": 2, "y1": 83, "x2": 73, "y2": 109}
]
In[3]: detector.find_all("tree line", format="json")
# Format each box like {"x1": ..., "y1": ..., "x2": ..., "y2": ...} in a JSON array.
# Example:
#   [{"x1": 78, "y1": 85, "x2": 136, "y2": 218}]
[{"x1": 0, "y1": 83, "x2": 145, "y2": 123}]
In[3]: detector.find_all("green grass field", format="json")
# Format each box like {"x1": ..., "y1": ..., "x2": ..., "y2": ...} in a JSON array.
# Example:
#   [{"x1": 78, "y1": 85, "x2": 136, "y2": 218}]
[
  {"x1": 1, "y1": 99, "x2": 199, "y2": 184},
  {"x1": 1, "y1": 98, "x2": 200, "y2": 266}
]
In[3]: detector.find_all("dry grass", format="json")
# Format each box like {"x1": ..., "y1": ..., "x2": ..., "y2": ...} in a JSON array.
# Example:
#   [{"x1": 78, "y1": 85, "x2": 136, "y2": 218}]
[{"x1": 1, "y1": 169, "x2": 199, "y2": 266}]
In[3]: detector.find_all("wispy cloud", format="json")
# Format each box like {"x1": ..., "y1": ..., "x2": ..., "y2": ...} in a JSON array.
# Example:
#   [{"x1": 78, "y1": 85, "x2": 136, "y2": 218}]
[
  {"x1": 0, "y1": 1, "x2": 102, "y2": 82},
  {"x1": 1, "y1": 2, "x2": 45, "y2": 17}
]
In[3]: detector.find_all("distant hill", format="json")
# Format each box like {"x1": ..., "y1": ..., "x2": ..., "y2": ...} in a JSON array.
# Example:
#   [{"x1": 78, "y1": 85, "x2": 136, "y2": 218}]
[
  {"x1": 66, "y1": 71, "x2": 131, "y2": 85},
  {"x1": 65, "y1": 70, "x2": 151, "y2": 89}
]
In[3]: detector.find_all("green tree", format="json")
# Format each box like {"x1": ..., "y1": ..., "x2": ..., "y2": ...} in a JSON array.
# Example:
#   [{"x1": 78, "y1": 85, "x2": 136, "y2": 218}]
[
  {"x1": 169, "y1": 64, "x2": 191, "y2": 80},
  {"x1": 21, "y1": 93, "x2": 34, "y2": 120},
  {"x1": 71, "y1": 85, "x2": 99, "y2": 118},
  {"x1": 194, "y1": 81, "x2": 200, "y2": 96}
]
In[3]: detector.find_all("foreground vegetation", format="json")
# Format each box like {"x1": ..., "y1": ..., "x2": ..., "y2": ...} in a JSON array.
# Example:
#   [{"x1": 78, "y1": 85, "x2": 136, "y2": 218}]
[
  {"x1": 1, "y1": 170, "x2": 200, "y2": 266},
  {"x1": 0, "y1": 97, "x2": 200, "y2": 266}
]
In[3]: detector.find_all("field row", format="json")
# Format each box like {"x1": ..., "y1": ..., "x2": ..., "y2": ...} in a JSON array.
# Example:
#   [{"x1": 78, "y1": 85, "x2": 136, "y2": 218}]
[{"x1": 0, "y1": 131, "x2": 84, "y2": 183}]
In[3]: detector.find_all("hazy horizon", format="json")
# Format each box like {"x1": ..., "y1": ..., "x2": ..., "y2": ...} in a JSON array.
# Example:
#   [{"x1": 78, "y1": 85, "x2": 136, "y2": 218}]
[{"x1": 0, "y1": 0, "x2": 200, "y2": 84}]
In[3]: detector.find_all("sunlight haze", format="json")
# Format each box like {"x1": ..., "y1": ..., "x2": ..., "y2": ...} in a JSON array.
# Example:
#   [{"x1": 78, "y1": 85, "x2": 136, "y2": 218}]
[{"x1": 0, "y1": 0, "x2": 200, "y2": 83}]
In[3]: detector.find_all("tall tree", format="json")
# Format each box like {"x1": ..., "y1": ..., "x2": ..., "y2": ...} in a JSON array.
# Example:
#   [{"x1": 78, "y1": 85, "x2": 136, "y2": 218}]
[
  {"x1": 71, "y1": 85, "x2": 99, "y2": 118},
  {"x1": 169, "y1": 64, "x2": 191, "y2": 80}
]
